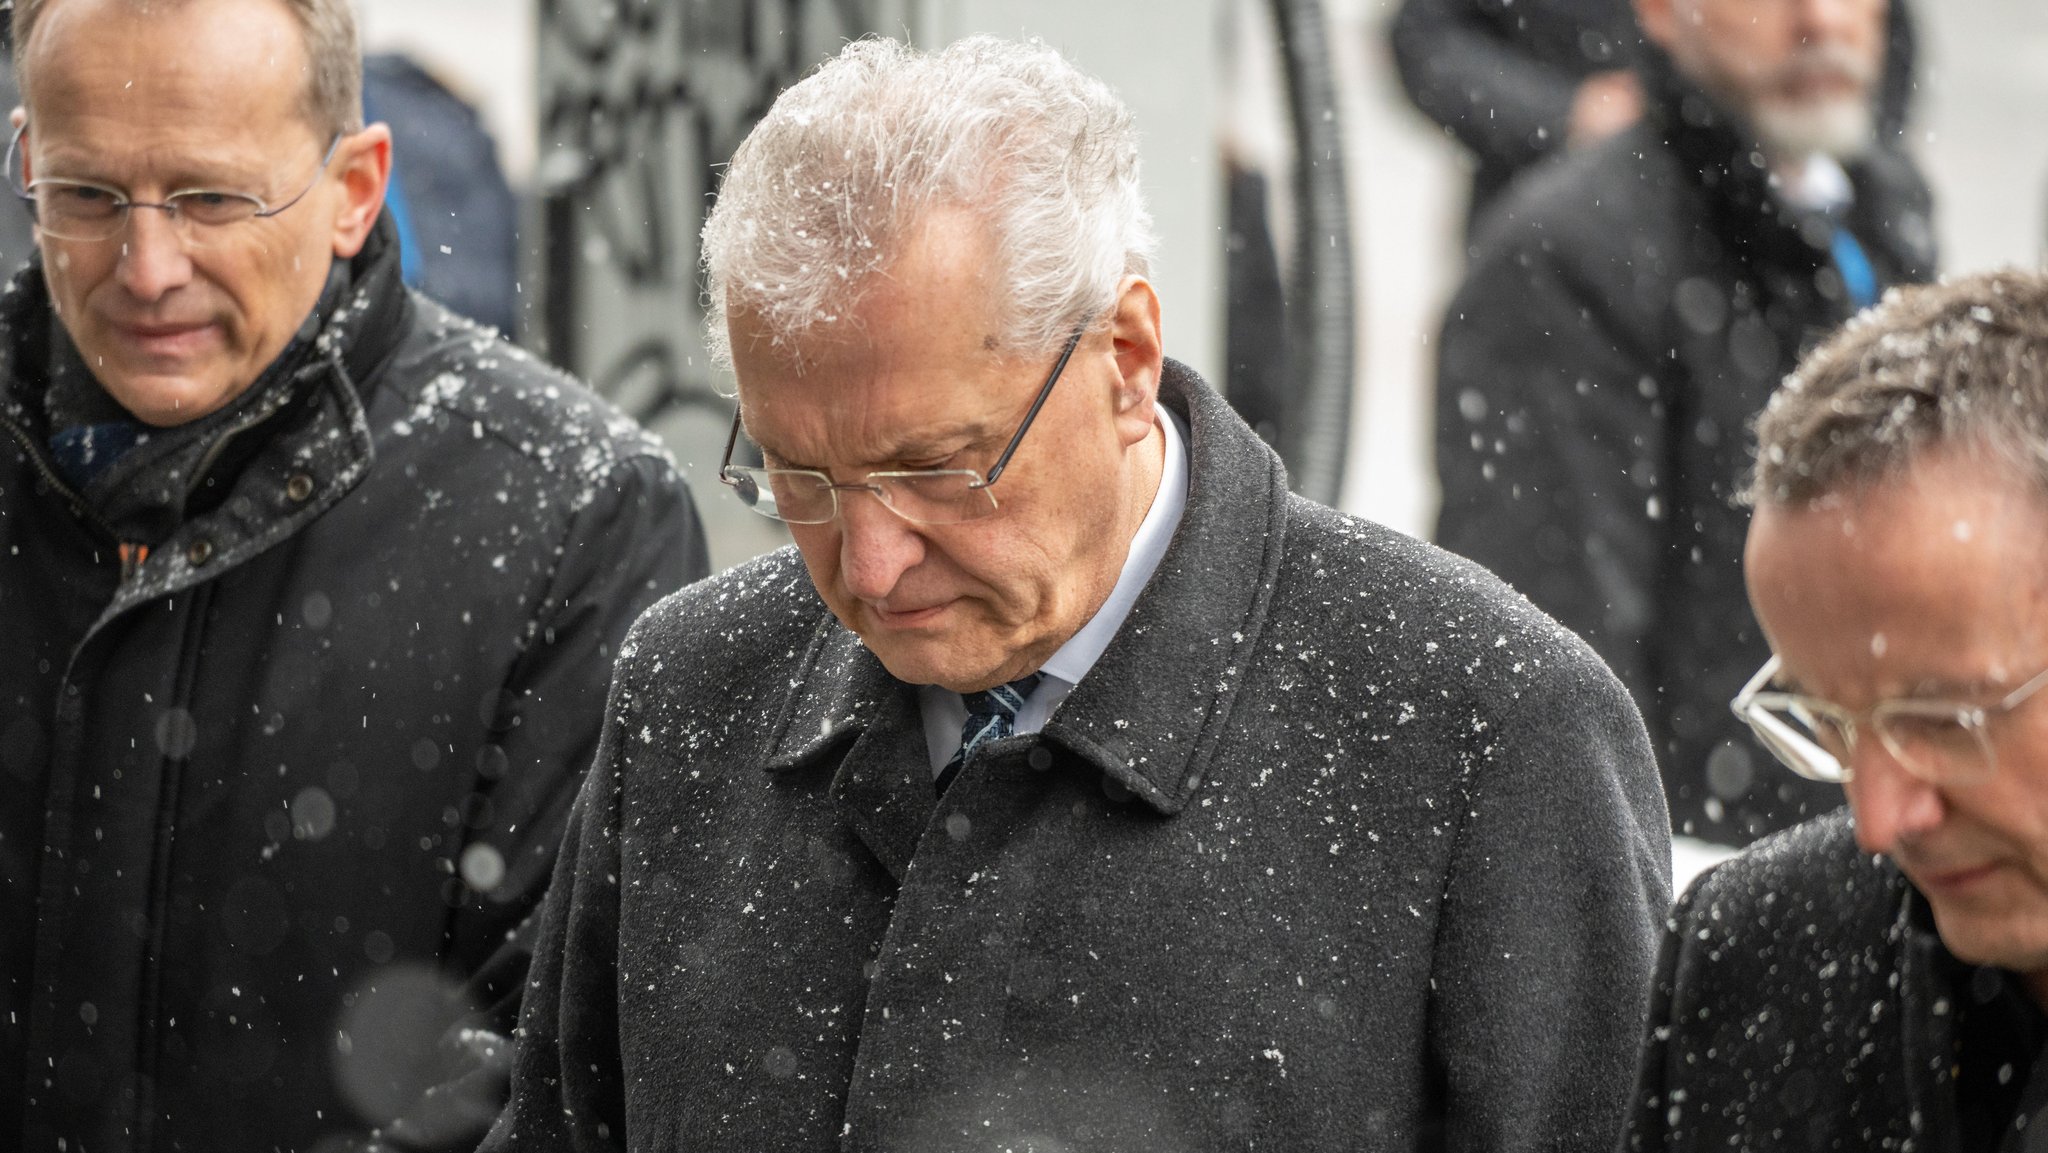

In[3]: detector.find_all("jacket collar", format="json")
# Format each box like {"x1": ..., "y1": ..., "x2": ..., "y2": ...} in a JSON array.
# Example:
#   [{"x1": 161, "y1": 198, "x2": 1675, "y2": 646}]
[
  {"x1": 0, "y1": 211, "x2": 412, "y2": 612},
  {"x1": 1634, "y1": 41, "x2": 1925, "y2": 284},
  {"x1": 1895, "y1": 877, "x2": 1966, "y2": 1148},
  {"x1": 759, "y1": 359, "x2": 1291, "y2": 834},
  {"x1": 1635, "y1": 44, "x2": 1831, "y2": 273}
]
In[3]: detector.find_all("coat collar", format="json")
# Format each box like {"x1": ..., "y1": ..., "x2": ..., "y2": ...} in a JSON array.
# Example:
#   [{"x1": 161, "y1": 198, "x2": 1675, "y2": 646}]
[
  {"x1": 1633, "y1": 42, "x2": 1931, "y2": 283},
  {"x1": 759, "y1": 359, "x2": 1291, "y2": 844},
  {"x1": 0, "y1": 211, "x2": 412, "y2": 612}
]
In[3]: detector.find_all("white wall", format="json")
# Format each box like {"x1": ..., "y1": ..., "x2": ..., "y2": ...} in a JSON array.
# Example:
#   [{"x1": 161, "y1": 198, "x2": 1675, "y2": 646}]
[
  {"x1": 352, "y1": 0, "x2": 539, "y2": 182},
  {"x1": 914, "y1": 0, "x2": 1227, "y2": 386},
  {"x1": 1914, "y1": 0, "x2": 2048, "y2": 274}
]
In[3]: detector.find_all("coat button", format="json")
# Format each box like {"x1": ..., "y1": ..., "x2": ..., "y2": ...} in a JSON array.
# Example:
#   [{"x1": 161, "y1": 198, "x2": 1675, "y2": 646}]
[
  {"x1": 285, "y1": 473, "x2": 315, "y2": 503},
  {"x1": 186, "y1": 538, "x2": 214, "y2": 566}
]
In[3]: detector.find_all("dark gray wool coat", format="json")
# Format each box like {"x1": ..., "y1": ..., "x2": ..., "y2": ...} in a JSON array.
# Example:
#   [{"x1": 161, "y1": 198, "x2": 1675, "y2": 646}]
[
  {"x1": 1622, "y1": 810, "x2": 2042, "y2": 1151},
  {"x1": 486, "y1": 360, "x2": 1672, "y2": 1152},
  {"x1": 0, "y1": 214, "x2": 708, "y2": 1152},
  {"x1": 1432, "y1": 43, "x2": 1937, "y2": 846}
]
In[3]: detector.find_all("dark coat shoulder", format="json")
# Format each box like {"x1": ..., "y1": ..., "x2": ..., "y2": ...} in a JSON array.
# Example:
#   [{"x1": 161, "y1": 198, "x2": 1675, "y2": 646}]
[{"x1": 1622, "y1": 811, "x2": 1933, "y2": 1151}]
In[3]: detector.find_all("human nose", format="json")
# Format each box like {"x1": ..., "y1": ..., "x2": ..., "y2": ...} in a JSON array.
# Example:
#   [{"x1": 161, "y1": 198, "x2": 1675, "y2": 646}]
[
  {"x1": 1844, "y1": 738, "x2": 1946, "y2": 856},
  {"x1": 114, "y1": 204, "x2": 194, "y2": 301},
  {"x1": 834, "y1": 489, "x2": 927, "y2": 603}
]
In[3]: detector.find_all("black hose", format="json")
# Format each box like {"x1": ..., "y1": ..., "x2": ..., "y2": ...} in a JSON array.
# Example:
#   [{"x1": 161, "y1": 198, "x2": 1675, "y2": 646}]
[{"x1": 1270, "y1": 0, "x2": 1358, "y2": 505}]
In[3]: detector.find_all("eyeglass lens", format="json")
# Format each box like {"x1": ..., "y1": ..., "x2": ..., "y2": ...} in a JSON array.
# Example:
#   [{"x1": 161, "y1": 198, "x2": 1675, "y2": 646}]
[
  {"x1": 31, "y1": 186, "x2": 263, "y2": 242},
  {"x1": 725, "y1": 468, "x2": 1000, "y2": 526},
  {"x1": 1747, "y1": 696, "x2": 1993, "y2": 784}
]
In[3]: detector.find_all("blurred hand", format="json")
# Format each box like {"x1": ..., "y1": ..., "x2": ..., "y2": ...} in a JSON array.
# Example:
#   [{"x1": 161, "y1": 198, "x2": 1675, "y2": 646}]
[{"x1": 1569, "y1": 70, "x2": 1644, "y2": 149}]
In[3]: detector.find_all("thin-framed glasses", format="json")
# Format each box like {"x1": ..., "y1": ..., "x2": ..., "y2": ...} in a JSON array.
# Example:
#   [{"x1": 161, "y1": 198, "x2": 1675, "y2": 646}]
[
  {"x1": 1730, "y1": 653, "x2": 2048, "y2": 785},
  {"x1": 718, "y1": 325, "x2": 1086, "y2": 526},
  {"x1": 6, "y1": 123, "x2": 343, "y2": 245}
]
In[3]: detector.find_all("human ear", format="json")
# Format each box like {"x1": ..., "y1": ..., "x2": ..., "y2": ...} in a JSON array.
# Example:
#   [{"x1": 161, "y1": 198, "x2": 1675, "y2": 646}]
[
  {"x1": 329, "y1": 124, "x2": 393, "y2": 259},
  {"x1": 1108, "y1": 275, "x2": 1164, "y2": 446}
]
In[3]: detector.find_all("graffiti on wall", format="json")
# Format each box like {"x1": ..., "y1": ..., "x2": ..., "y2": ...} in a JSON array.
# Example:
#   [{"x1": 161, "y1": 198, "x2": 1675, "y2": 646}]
[{"x1": 536, "y1": 0, "x2": 913, "y2": 424}]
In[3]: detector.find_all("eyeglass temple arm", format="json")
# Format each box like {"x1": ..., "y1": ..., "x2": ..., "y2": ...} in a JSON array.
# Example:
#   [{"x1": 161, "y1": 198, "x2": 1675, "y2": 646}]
[
  {"x1": 6, "y1": 124, "x2": 30, "y2": 204},
  {"x1": 980, "y1": 325, "x2": 1086, "y2": 490},
  {"x1": 256, "y1": 132, "x2": 347, "y2": 219},
  {"x1": 1729, "y1": 653, "x2": 1783, "y2": 720},
  {"x1": 718, "y1": 407, "x2": 744, "y2": 478},
  {"x1": 718, "y1": 323, "x2": 1086, "y2": 489},
  {"x1": 1997, "y1": 662, "x2": 2048, "y2": 709}
]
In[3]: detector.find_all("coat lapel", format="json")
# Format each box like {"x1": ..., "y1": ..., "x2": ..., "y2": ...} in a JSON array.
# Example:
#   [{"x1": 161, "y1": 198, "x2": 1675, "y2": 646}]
[
  {"x1": 756, "y1": 362, "x2": 1291, "y2": 846},
  {"x1": 1040, "y1": 361, "x2": 1289, "y2": 815},
  {"x1": 760, "y1": 613, "x2": 931, "y2": 881}
]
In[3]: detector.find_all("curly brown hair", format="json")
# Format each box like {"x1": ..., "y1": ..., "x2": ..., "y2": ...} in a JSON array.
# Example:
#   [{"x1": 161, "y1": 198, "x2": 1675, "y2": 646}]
[{"x1": 1748, "y1": 269, "x2": 2048, "y2": 506}]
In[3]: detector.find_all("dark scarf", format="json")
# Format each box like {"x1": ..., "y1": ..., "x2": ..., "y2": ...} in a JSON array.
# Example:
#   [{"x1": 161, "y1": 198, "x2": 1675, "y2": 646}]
[
  {"x1": 1635, "y1": 41, "x2": 1843, "y2": 272},
  {"x1": 43, "y1": 259, "x2": 351, "y2": 543}
]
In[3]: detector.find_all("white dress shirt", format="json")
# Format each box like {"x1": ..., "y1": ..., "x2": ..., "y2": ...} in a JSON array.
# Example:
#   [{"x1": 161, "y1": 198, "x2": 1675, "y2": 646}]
[{"x1": 919, "y1": 403, "x2": 1190, "y2": 775}]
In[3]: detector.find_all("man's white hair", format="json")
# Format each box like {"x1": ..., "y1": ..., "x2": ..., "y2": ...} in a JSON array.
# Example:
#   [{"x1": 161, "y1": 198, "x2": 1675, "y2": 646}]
[{"x1": 700, "y1": 35, "x2": 1156, "y2": 367}]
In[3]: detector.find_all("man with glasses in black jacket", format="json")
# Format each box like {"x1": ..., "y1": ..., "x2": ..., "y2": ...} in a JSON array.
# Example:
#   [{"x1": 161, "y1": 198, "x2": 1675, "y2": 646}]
[
  {"x1": 1624, "y1": 270, "x2": 2048, "y2": 1151},
  {"x1": 0, "y1": 1, "x2": 706, "y2": 1149}
]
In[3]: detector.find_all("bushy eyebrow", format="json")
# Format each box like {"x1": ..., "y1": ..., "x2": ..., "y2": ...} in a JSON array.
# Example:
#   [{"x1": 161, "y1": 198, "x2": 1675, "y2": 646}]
[{"x1": 747, "y1": 419, "x2": 1000, "y2": 473}]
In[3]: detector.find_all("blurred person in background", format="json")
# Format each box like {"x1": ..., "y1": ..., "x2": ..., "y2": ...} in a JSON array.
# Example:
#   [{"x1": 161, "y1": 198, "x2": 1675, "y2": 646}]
[
  {"x1": 362, "y1": 51, "x2": 523, "y2": 341},
  {"x1": 1431, "y1": 0, "x2": 1936, "y2": 847},
  {"x1": 1389, "y1": 0, "x2": 1919, "y2": 237},
  {"x1": 0, "y1": 0, "x2": 706, "y2": 1149},
  {"x1": 1390, "y1": 0, "x2": 1644, "y2": 233},
  {"x1": 489, "y1": 34, "x2": 1669, "y2": 1152},
  {"x1": 1624, "y1": 270, "x2": 2048, "y2": 1150}
]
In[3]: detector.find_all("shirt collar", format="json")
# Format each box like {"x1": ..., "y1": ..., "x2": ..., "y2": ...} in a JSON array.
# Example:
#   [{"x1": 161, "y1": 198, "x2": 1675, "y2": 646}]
[
  {"x1": 917, "y1": 401, "x2": 1190, "y2": 769},
  {"x1": 1039, "y1": 401, "x2": 1189, "y2": 685},
  {"x1": 1776, "y1": 153, "x2": 1855, "y2": 214}
]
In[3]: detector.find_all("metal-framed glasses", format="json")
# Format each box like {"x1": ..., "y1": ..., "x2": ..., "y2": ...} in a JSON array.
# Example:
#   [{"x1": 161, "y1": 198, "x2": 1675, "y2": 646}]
[
  {"x1": 718, "y1": 327, "x2": 1085, "y2": 526},
  {"x1": 6, "y1": 123, "x2": 343, "y2": 245},
  {"x1": 1730, "y1": 653, "x2": 2048, "y2": 785}
]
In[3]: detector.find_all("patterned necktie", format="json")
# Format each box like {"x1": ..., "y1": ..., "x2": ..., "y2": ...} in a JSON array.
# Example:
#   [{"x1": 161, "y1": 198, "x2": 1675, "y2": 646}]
[{"x1": 936, "y1": 672, "x2": 1045, "y2": 796}]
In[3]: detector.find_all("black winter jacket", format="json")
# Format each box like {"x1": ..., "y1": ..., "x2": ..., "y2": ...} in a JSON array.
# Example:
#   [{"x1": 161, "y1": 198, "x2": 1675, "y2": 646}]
[
  {"x1": 1431, "y1": 44, "x2": 1936, "y2": 845},
  {"x1": 1622, "y1": 811, "x2": 2042, "y2": 1151},
  {"x1": 0, "y1": 215, "x2": 708, "y2": 1151},
  {"x1": 485, "y1": 361, "x2": 1672, "y2": 1152}
]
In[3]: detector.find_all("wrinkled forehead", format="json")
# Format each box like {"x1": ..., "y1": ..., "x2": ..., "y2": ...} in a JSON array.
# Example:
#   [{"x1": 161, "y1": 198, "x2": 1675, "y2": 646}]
[
  {"x1": 1748, "y1": 450, "x2": 2048, "y2": 636},
  {"x1": 19, "y1": 0, "x2": 315, "y2": 125},
  {"x1": 728, "y1": 298, "x2": 1032, "y2": 472}
]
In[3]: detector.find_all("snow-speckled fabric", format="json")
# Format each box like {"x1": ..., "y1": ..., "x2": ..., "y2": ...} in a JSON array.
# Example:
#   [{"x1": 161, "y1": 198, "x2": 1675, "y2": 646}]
[
  {"x1": 1622, "y1": 810, "x2": 2004, "y2": 1151},
  {"x1": 488, "y1": 360, "x2": 1671, "y2": 1152},
  {"x1": 0, "y1": 213, "x2": 709, "y2": 1152}
]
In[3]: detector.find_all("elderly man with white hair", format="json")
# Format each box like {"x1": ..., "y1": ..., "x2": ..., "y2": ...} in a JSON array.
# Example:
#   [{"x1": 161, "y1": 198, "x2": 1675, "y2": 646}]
[{"x1": 489, "y1": 35, "x2": 1669, "y2": 1152}]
